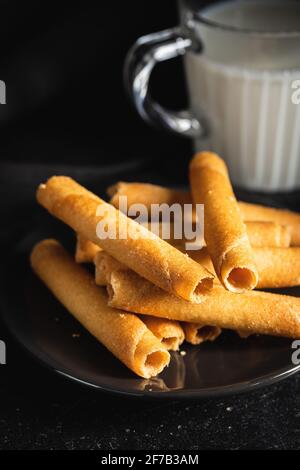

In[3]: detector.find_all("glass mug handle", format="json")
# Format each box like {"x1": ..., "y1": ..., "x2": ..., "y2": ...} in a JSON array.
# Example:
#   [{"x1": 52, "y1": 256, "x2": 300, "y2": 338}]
[{"x1": 124, "y1": 27, "x2": 206, "y2": 138}]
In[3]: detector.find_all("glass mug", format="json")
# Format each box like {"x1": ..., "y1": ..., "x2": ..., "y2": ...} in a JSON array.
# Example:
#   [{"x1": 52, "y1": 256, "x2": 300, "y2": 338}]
[{"x1": 124, "y1": 0, "x2": 300, "y2": 192}]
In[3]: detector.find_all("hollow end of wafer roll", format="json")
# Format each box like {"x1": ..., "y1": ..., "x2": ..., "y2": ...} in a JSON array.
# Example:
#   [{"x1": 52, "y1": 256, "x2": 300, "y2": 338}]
[
  {"x1": 162, "y1": 336, "x2": 181, "y2": 351},
  {"x1": 141, "y1": 316, "x2": 184, "y2": 351},
  {"x1": 31, "y1": 239, "x2": 170, "y2": 379},
  {"x1": 190, "y1": 276, "x2": 214, "y2": 301},
  {"x1": 134, "y1": 330, "x2": 170, "y2": 378},
  {"x1": 190, "y1": 153, "x2": 258, "y2": 293},
  {"x1": 224, "y1": 267, "x2": 258, "y2": 292},
  {"x1": 95, "y1": 252, "x2": 184, "y2": 351},
  {"x1": 221, "y1": 246, "x2": 258, "y2": 293},
  {"x1": 183, "y1": 323, "x2": 222, "y2": 345}
]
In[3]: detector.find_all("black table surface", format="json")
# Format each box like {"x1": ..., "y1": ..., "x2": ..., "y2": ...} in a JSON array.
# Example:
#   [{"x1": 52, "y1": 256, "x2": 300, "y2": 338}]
[{"x1": 1, "y1": 158, "x2": 300, "y2": 451}]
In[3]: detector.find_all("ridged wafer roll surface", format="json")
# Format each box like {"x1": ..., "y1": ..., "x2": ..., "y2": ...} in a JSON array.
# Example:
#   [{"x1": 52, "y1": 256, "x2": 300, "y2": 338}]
[
  {"x1": 75, "y1": 234, "x2": 102, "y2": 263},
  {"x1": 182, "y1": 323, "x2": 222, "y2": 345},
  {"x1": 189, "y1": 247, "x2": 300, "y2": 289},
  {"x1": 109, "y1": 182, "x2": 299, "y2": 246},
  {"x1": 30, "y1": 239, "x2": 170, "y2": 378},
  {"x1": 107, "y1": 270, "x2": 300, "y2": 338},
  {"x1": 94, "y1": 251, "x2": 184, "y2": 351},
  {"x1": 190, "y1": 152, "x2": 258, "y2": 292},
  {"x1": 37, "y1": 176, "x2": 214, "y2": 302}
]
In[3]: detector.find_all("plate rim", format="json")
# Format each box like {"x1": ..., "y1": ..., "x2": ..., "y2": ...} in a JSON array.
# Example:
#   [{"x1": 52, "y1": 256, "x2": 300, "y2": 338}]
[
  {"x1": 1, "y1": 226, "x2": 300, "y2": 399},
  {"x1": 2, "y1": 309, "x2": 300, "y2": 399}
]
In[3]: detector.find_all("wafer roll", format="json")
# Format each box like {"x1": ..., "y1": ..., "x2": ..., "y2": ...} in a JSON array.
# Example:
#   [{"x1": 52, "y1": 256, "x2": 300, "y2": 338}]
[
  {"x1": 141, "y1": 316, "x2": 184, "y2": 351},
  {"x1": 107, "y1": 182, "x2": 191, "y2": 209},
  {"x1": 146, "y1": 221, "x2": 291, "y2": 249},
  {"x1": 190, "y1": 152, "x2": 258, "y2": 292},
  {"x1": 79, "y1": 219, "x2": 290, "y2": 266},
  {"x1": 243, "y1": 221, "x2": 291, "y2": 248},
  {"x1": 189, "y1": 247, "x2": 300, "y2": 289},
  {"x1": 30, "y1": 239, "x2": 170, "y2": 378},
  {"x1": 182, "y1": 323, "x2": 222, "y2": 345},
  {"x1": 94, "y1": 250, "x2": 127, "y2": 286},
  {"x1": 108, "y1": 182, "x2": 299, "y2": 245},
  {"x1": 252, "y1": 247, "x2": 300, "y2": 288},
  {"x1": 239, "y1": 201, "x2": 300, "y2": 246},
  {"x1": 94, "y1": 251, "x2": 184, "y2": 351},
  {"x1": 107, "y1": 269, "x2": 300, "y2": 338},
  {"x1": 78, "y1": 220, "x2": 290, "y2": 263},
  {"x1": 75, "y1": 234, "x2": 102, "y2": 263},
  {"x1": 37, "y1": 176, "x2": 214, "y2": 302},
  {"x1": 95, "y1": 250, "x2": 221, "y2": 346}
]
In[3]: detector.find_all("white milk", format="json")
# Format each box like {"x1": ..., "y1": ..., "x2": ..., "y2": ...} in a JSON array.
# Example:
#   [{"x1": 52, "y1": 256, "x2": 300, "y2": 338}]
[{"x1": 184, "y1": 0, "x2": 300, "y2": 190}]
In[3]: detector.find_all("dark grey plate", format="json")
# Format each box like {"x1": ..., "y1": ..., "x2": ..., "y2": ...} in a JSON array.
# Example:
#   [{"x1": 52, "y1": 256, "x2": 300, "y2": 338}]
[{"x1": 1, "y1": 218, "x2": 300, "y2": 399}]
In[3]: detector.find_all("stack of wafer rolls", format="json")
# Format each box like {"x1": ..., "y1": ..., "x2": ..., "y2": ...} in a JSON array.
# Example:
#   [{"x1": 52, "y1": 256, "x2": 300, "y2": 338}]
[
  {"x1": 193, "y1": 152, "x2": 257, "y2": 292},
  {"x1": 107, "y1": 182, "x2": 300, "y2": 245},
  {"x1": 94, "y1": 250, "x2": 212, "y2": 347},
  {"x1": 94, "y1": 250, "x2": 185, "y2": 351},
  {"x1": 107, "y1": 269, "x2": 300, "y2": 338},
  {"x1": 75, "y1": 234, "x2": 102, "y2": 263},
  {"x1": 37, "y1": 176, "x2": 214, "y2": 302},
  {"x1": 31, "y1": 151, "x2": 300, "y2": 379},
  {"x1": 92, "y1": 250, "x2": 300, "y2": 338},
  {"x1": 76, "y1": 231, "x2": 300, "y2": 290},
  {"x1": 188, "y1": 247, "x2": 300, "y2": 289},
  {"x1": 75, "y1": 219, "x2": 291, "y2": 263},
  {"x1": 180, "y1": 323, "x2": 221, "y2": 345},
  {"x1": 30, "y1": 239, "x2": 170, "y2": 378}
]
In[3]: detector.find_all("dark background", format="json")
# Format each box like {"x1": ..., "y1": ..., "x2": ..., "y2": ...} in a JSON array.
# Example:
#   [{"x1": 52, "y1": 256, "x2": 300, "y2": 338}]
[
  {"x1": 0, "y1": 0, "x2": 189, "y2": 168},
  {"x1": 0, "y1": 0, "x2": 300, "y2": 451}
]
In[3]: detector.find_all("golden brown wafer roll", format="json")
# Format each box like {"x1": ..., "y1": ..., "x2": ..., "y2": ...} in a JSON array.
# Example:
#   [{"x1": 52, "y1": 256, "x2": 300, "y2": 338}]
[
  {"x1": 96, "y1": 251, "x2": 220, "y2": 348},
  {"x1": 145, "y1": 221, "x2": 291, "y2": 249},
  {"x1": 94, "y1": 251, "x2": 184, "y2": 351},
  {"x1": 37, "y1": 176, "x2": 214, "y2": 302},
  {"x1": 190, "y1": 152, "x2": 258, "y2": 292},
  {"x1": 78, "y1": 220, "x2": 290, "y2": 265},
  {"x1": 243, "y1": 222, "x2": 291, "y2": 248},
  {"x1": 239, "y1": 201, "x2": 300, "y2": 246},
  {"x1": 94, "y1": 250, "x2": 126, "y2": 286},
  {"x1": 109, "y1": 182, "x2": 299, "y2": 245},
  {"x1": 252, "y1": 247, "x2": 300, "y2": 288},
  {"x1": 107, "y1": 182, "x2": 191, "y2": 209},
  {"x1": 95, "y1": 250, "x2": 254, "y2": 342},
  {"x1": 30, "y1": 239, "x2": 170, "y2": 379},
  {"x1": 141, "y1": 316, "x2": 184, "y2": 351},
  {"x1": 182, "y1": 322, "x2": 222, "y2": 345},
  {"x1": 107, "y1": 269, "x2": 300, "y2": 338},
  {"x1": 189, "y1": 246, "x2": 300, "y2": 289},
  {"x1": 186, "y1": 248, "x2": 224, "y2": 274},
  {"x1": 75, "y1": 234, "x2": 102, "y2": 263}
]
